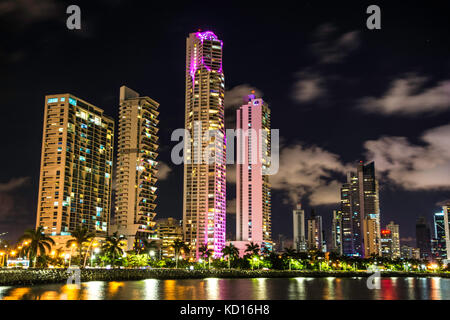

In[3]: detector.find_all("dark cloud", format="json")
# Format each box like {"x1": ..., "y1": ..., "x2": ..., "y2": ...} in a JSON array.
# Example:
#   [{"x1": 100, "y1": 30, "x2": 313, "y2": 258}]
[
  {"x1": 0, "y1": 177, "x2": 31, "y2": 192},
  {"x1": 358, "y1": 74, "x2": 450, "y2": 116},
  {"x1": 0, "y1": 0, "x2": 62, "y2": 25},
  {"x1": 309, "y1": 23, "x2": 360, "y2": 64}
]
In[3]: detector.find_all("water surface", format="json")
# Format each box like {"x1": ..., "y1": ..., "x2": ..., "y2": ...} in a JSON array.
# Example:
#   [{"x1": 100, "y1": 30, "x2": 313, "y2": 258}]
[{"x1": 1, "y1": 277, "x2": 449, "y2": 300}]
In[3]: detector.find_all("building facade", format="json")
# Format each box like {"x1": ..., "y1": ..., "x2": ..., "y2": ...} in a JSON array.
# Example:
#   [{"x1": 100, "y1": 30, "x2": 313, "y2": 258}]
[
  {"x1": 442, "y1": 205, "x2": 450, "y2": 260},
  {"x1": 113, "y1": 86, "x2": 160, "y2": 250},
  {"x1": 183, "y1": 31, "x2": 226, "y2": 258},
  {"x1": 416, "y1": 216, "x2": 432, "y2": 260},
  {"x1": 36, "y1": 94, "x2": 114, "y2": 241},
  {"x1": 235, "y1": 94, "x2": 272, "y2": 252},
  {"x1": 340, "y1": 161, "x2": 381, "y2": 257},
  {"x1": 432, "y1": 211, "x2": 447, "y2": 260},
  {"x1": 293, "y1": 204, "x2": 307, "y2": 252},
  {"x1": 331, "y1": 210, "x2": 343, "y2": 255},
  {"x1": 380, "y1": 229, "x2": 393, "y2": 258},
  {"x1": 155, "y1": 217, "x2": 183, "y2": 259},
  {"x1": 307, "y1": 209, "x2": 323, "y2": 251},
  {"x1": 386, "y1": 221, "x2": 400, "y2": 259}
]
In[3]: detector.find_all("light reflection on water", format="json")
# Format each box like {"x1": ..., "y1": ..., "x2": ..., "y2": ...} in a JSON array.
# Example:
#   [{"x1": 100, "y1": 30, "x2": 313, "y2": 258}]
[{"x1": 1, "y1": 277, "x2": 450, "y2": 300}]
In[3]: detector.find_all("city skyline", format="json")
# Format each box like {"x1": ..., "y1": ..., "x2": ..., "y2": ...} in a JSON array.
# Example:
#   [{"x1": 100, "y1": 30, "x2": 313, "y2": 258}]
[{"x1": 1, "y1": 2, "x2": 449, "y2": 246}]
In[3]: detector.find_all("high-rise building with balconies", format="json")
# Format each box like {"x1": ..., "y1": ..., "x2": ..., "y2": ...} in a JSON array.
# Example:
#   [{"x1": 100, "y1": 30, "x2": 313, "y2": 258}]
[
  {"x1": 36, "y1": 94, "x2": 114, "y2": 243},
  {"x1": 183, "y1": 31, "x2": 226, "y2": 258},
  {"x1": 113, "y1": 86, "x2": 159, "y2": 250}
]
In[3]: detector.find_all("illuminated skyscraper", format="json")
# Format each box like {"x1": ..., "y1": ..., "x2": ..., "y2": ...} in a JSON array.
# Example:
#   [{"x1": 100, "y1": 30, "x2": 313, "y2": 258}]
[
  {"x1": 432, "y1": 212, "x2": 446, "y2": 260},
  {"x1": 183, "y1": 31, "x2": 226, "y2": 258},
  {"x1": 380, "y1": 229, "x2": 393, "y2": 258},
  {"x1": 113, "y1": 86, "x2": 159, "y2": 250},
  {"x1": 307, "y1": 209, "x2": 323, "y2": 251},
  {"x1": 234, "y1": 94, "x2": 272, "y2": 252},
  {"x1": 36, "y1": 94, "x2": 114, "y2": 245},
  {"x1": 293, "y1": 204, "x2": 307, "y2": 252},
  {"x1": 331, "y1": 210, "x2": 343, "y2": 255},
  {"x1": 340, "y1": 161, "x2": 381, "y2": 257},
  {"x1": 442, "y1": 205, "x2": 450, "y2": 259}
]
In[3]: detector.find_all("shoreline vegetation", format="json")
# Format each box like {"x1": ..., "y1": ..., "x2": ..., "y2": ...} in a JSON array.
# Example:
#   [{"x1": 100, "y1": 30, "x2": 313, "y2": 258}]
[{"x1": 1, "y1": 268, "x2": 450, "y2": 286}]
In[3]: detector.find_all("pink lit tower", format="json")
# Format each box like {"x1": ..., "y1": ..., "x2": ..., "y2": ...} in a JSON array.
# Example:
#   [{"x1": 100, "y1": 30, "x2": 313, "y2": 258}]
[
  {"x1": 233, "y1": 93, "x2": 272, "y2": 256},
  {"x1": 183, "y1": 31, "x2": 226, "y2": 259}
]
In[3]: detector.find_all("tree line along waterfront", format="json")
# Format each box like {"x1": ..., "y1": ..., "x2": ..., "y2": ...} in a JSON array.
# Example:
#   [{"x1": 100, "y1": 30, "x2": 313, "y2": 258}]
[{"x1": 0, "y1": 226, "x2": 449, "y2": 286}]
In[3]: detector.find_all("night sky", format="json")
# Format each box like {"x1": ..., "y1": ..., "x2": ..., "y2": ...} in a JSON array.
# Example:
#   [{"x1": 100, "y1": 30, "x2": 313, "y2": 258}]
[{"x1": 1, "y1": 0, "x2": 449, "y2": 246}]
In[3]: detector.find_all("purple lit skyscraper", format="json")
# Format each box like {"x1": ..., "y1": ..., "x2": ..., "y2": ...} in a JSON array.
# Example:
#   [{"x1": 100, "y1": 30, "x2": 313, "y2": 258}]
[{"x1": 183, "y1": 31, "x2": 226, "y2": 259}]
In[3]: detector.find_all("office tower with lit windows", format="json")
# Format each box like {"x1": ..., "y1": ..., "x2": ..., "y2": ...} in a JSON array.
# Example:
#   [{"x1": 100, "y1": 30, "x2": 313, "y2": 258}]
[
  {"x1": 155, "y1": 217, "x2": 183, "y2": 259},
  {"x1": 293, "y1": 204, "x2": 307, "y2": 252},
  {"x1": 183, "y1": 31, "x2": 226, "y2": 258},
  {"x1": 331, "y1": 210, "x2": 343, "y2": 255},
  {"x1": 234, "y1": 94, "x2": 272, "y2": 254},
  {"x1": 307, "y1": 209, "x2": 323, "y2": 251},
  {"x1": 432, "y1": 210, "x2": 446, "y2": 259},
  {"x1": 386, "y1": 221, "x2": 400, "y2": 259},
  {"x1": 416, "y1": 216, "x2": 432, "y2": 260},
  {"x1": 36, "y1": 94, "x2": 114, "y2": 245},
  {"x1": 113, "y1": 86, "x2": 159, "y2": 250},
  {"x1": 380, "y1": 229, "x2": 393, "y2": 258},
  {"x1": 340, "y1": 161, "x2": 381, "y2": 257}
]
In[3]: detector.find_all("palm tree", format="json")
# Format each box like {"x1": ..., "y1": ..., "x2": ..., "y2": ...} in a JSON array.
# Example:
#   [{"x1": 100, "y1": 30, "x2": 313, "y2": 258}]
[
  {"x1": 245, "y1": 242, "x2": 260, "y2": 256},
  {"x1": 101, "y1": 232, "x2": 126, "y2": 267},
  {"x1": 261, "y1": 245, "x2": 272, "y2": 257},
  {"x1": 222, "y1": 243, "x2": 239, "y2": 269},
  {"x1": 172, "y1": 239, "x2": 190, "y2": 268},
  {"x1": 18, "y1": 226, "x2": 55, "y2": 267},
  {"x1": 135, "y1": 238, "x2": 160, "y2": 256},
  {"x1": 66, "y1": 227, "x2": 96, "y2": 267},
  {"x1": 198, "y1": 244, "x2": 213, "y2": 269},
  {"x1": 283, "y1": 247, "x2": 297, "y2": 270}
]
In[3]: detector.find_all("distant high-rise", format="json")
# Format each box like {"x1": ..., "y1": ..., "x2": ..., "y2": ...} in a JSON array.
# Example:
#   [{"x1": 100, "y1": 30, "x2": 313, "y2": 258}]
[
  {"x1": 155, "y1": 217, "x2": 183, "y2": 259},
  {"x1": 416, "y1": 216, "x2": 432, "y2": 260},
  {"x1": 432, "y1": 211, "x2": 446, "y2": 260},
  {"x1": 293, "y1": 204, "x2": 307, "y2": 252},
  {"x1": 36, "y1": 94, "x2": 114, "y2": 241},
  {"x1": 386, "y1": 221, "x2": 400, "y2": 259},
  {"x1": 340, "y1": 161, "x2": 380, "y2": 257},
  {"x1": 307, "y1": 209, "x2": 323, "y2": 251},
  {"x1": 113, "y1": 86, "x2": 159, "y2": 250},
  {"x1": 401, "y1": 245, "x2": 414, "y2": 259},
  {"x1": 380, "y1": 229, "x2": 393, "y2": 258},
  {"x1": 183, "y1": 31, "x2": 226, "y2": 258},
  {"x1": 442, "y1": 205, "x2": 450, "y2": 259},
  {"x1": 331, "y1": 210, "x2": 343, "y2": 255}
]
